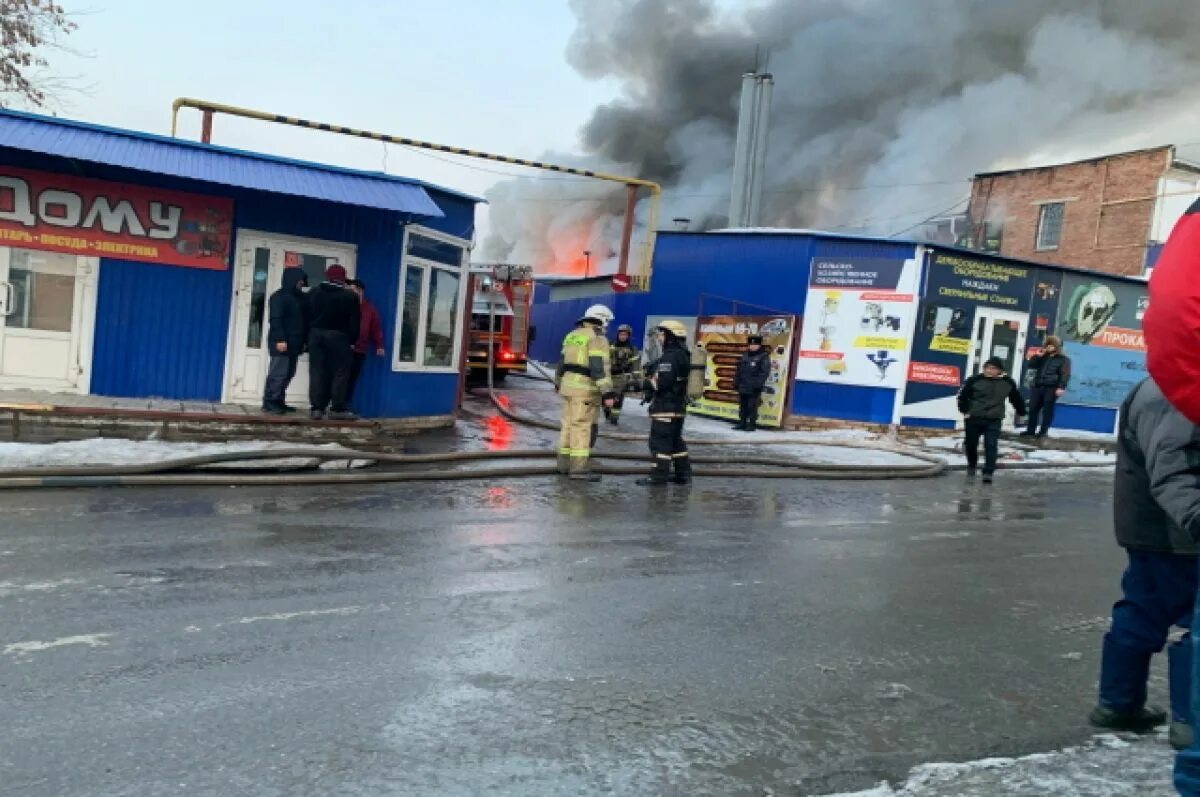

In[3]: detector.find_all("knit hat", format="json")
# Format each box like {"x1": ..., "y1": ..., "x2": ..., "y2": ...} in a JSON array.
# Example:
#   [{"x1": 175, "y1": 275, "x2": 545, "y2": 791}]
[
  {"x1": 984, "y1": 357, "x2": 1005, "y2": 371},
  {"x1": 747, "y1": 335, "x2": 764, "y2": 345},
  {"x1": 325, "y1": 264, "x2": 348, "y2": 283}
]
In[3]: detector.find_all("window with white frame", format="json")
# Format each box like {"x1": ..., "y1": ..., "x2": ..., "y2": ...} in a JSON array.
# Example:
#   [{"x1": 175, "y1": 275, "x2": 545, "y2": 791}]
[
  {"x1": 1036, "y1": 202, "x2": 1065, "y2": 251},
  {"x1": 393, "y1": 226, "x2": 470, "y2": 371}
]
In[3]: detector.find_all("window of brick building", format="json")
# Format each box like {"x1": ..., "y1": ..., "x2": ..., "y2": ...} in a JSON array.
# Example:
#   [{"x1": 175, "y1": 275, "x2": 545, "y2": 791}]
[{"x1": 1036, "y1": 202, "x2": 1065, "y2": 251}]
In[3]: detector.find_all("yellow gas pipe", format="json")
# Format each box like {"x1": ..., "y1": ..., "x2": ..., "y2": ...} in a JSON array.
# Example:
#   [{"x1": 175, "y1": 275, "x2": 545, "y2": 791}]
[{"x1": 170, "y1": 97, "x2": 661, "y2": 289}]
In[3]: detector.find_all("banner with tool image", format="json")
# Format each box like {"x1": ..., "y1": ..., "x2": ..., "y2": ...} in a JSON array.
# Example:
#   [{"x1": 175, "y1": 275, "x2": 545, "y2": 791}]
[
  {"x1": 690, "y1": 315, "x2": 797, "y2": 428},
  {"x1": 795, "y1": 256, "x2": 919, "y2": 388}
]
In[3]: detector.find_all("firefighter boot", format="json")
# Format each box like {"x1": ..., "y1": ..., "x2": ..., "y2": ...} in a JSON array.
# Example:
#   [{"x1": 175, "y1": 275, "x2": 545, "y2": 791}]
[
  {"x1": 568, "y1": 456, "x2": 601, "y2": 483},
  {"x1": 637, "y1": 459, "x2": 672, "y2": 487},
  {"x1": 556, "y1": 453, "x2": 571, "y2": 475},
  {"x1": 673, "y1": 456, "x2": 693, "y2": 485}
]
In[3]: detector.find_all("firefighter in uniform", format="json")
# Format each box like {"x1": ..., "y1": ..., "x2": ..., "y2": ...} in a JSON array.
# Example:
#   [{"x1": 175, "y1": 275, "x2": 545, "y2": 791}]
[
  {"x1": 555, "y1": 304, "x2": 616, "y2": 481},
  {"x1": 638, "y1": 319, "x2": 693, "y2": 486},
  {"x1": 605, "y1": 324, "x2": 640, "y2": 426}
]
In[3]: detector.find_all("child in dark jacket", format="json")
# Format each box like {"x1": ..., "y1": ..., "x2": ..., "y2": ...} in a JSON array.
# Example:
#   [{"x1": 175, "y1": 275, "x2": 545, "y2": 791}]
[{"x1": 957, "y1": 356, "x2": 1027, "y2": 483}]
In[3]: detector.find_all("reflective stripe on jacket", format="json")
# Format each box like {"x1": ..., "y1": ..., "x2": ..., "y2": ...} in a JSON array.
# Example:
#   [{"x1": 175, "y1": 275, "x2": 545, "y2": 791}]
[{"x1": 556, "y1": 324, "x2": 613, "y2": 397}]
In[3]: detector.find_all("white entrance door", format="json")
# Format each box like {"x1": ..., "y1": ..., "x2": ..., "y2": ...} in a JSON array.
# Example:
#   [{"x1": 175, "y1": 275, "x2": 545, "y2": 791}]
[
  {"x1": 967, "y1": 308, "x2": 1028, "y2": 423},
  {"x1": 225, "y1": 231, "x2": 357, "y2": 405},
  {"x1": 0, "y1": 247, "x2": 97, "y2": 394}
]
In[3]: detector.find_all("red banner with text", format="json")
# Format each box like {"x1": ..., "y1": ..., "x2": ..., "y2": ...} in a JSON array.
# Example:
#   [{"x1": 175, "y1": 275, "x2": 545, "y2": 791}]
[{"x1": 0, "y1": 166, "x2": 233, "y2": 270}]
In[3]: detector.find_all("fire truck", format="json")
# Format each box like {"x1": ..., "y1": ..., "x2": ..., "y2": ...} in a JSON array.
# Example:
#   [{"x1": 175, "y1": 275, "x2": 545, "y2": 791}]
[{"x1": 467, "y1": 264, "x2": 535, "y2": 383}]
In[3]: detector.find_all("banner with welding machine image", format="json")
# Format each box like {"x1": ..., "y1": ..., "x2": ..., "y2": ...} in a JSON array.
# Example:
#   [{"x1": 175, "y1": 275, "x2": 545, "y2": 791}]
[
  {"x1": 690, "y1": 315, "x2": 798, "y2": 428},
  {"x1": 795, "y1": 256, "x2": 920, "y2": 388}
]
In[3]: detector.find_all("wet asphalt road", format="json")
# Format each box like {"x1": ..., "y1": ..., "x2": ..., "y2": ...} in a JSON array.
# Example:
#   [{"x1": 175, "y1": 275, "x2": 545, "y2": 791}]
[{"x1": 1, "y1": 461, "x2": 1132, "y2": 796}]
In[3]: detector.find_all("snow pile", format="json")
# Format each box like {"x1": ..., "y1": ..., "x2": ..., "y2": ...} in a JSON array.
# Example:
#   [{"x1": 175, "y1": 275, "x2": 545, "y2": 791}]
[
  {"x1": 817, "y1": 734, "x2": 1174, "y2": 796},
  {"x1": 0, "y1": 439, "x2": 373, "y2": 471}
]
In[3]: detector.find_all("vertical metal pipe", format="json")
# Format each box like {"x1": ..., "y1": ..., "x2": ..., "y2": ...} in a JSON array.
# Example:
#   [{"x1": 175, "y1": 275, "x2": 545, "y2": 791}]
[
  {"x1": 201, "y1": 110, "x2": 213, "y2": 143},
  {"x1": 746, "y1": 74, "x2": 774, "y2": 227},
  {"x1": 616, "y1": 184, "x2": 638, "y2": 275},
  {"x1": 728, "y1": 73, "x2": 758, "y2": 227}
]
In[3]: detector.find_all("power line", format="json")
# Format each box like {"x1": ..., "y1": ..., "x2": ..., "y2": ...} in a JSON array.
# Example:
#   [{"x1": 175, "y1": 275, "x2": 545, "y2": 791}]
[{"x1": 887, "y1": 196, "x2": 971, "y2": 238}]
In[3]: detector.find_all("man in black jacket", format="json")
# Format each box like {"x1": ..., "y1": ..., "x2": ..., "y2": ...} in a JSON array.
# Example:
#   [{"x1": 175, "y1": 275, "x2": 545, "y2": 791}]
[
  {"x1": 1090, "y1": 378, "x2": 1200, "y2": 754},
  {"x1": 1022, "y1": 335, "x2": 1071, "y2": 438},
  {"x1": 734, "y1": 335, "x2": 771, "y2": 432},
  {"x1": 262, "y1": 267, "x2": 309, "y2": 415},
  {"x1": 307, "y1": 264, "x2": 361, "y2": 421},
  {"x1": 637, "y1": 320, "x2": 693, "y2": 486},
  {"x1": 957, "y1": 357, "x2": 1027, "y2": 483}
]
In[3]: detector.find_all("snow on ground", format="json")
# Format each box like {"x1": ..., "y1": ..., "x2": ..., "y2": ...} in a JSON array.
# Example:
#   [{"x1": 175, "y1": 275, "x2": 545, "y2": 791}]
[
  {"x1": 919, "y1": 435, "x2": 1115, "y2": 467},
  {"x1": 817, "y1": 733, "x2": 1175, "y2": 796},
  {"x1": 0, "y1": 439, "x2": 373, "y2": 471}
]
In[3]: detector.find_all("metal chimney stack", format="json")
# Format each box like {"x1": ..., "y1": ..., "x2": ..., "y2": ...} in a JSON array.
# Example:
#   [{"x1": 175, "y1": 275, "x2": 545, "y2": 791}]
[{"x1": 728, "y1": 72, "x2": 774, "y2": 228}]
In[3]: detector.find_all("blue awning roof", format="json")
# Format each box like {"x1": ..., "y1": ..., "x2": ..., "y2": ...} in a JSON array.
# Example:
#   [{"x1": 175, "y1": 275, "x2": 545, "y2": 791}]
[{"x1": 0, "y1": 109, "x2": 473, "y2": 218}]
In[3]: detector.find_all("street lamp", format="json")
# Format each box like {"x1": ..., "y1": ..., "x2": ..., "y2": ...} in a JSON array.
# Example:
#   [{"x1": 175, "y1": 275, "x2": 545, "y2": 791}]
[{"x1": 583, "y1": 249, "x2": 591, "y2": 278}]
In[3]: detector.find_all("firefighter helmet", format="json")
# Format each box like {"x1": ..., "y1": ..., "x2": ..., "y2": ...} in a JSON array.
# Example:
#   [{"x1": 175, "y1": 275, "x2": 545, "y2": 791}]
[
  {"x1": 580, "y1": 304, "x2": 614, "y2": 328},
  {"x1": 616, "y1": 324, "x2": 633, "y2": 335},
  {"x1": 656, "y1": 319, "x2": 688, "y2": 339}
]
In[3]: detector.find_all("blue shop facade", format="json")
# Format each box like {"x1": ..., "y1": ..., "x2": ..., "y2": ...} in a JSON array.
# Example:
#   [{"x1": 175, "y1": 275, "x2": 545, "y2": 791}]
[
  {"x1": 0, "y1": 109, "x2": 480, "y2": 422},
  {"x1": 530, "y1": 230, "x2": 1149, "y2": 434}
]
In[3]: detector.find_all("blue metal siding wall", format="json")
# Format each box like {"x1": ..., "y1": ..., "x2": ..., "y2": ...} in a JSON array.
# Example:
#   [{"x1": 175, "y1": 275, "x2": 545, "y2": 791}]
[
  {"x1": 91, "y1": 259, "x2": 232, "y2": 401},
  {"x1": 1054, "y1": 404, "x2": 1118, "y2": 434},
  {"x1": 792, "y1": 381, "x2": 895, "y2": 424},
  {"x1": 60, "y1": 149, "x2": 475, "y2": 416}
]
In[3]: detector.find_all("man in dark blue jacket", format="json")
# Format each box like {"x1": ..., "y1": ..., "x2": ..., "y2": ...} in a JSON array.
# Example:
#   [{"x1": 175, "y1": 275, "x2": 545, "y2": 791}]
[
  {"x1": 956, "y1": 357, "x2": 1027, "y2": 484},
  {"x1": 262, "y1": 267, "x2": 309, "y2": 415},
  {"x1": 734, "y1": 335, "x2": 771, "y2": 432},
  {"x1": 1091, "y1": 378, "x2": 1200, "y2": 759},
  {"x1": 1022, "y1": 335, "x2": 1071, "y2": 438}
]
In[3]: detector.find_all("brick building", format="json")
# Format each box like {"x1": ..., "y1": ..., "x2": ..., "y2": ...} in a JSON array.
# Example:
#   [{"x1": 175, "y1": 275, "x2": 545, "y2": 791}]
[{"x1": 964, "y1": 146, "x2": 1200, "y2": 276}]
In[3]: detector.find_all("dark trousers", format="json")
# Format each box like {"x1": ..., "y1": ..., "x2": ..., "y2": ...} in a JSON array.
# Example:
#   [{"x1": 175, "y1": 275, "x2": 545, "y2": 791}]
[
  {"x1": 347, "y1": 351, "x2": 367, "y2": 403},
  {"x1": 1174, "y1": 560, "x2": 1200, "y2": 793},
  {"x1": 308, "y1": 329, "x2": 353, "y2": 413},
  {"x1": 649, "y1": 416, "x2": 689, "y2": 481},
  {"x1": 1026, "y1": 386, "x2": 1060, "y2": 435},
  {"x1": 1100, "y1": 550, "x2": 1196, "y2": 724},
  {"x1": 738, "y1": 391, "x2": 762, "y2": 425},
  {"x1": 964, "y1": 417, "x2": 1002, "y2": 474},
  {"x1": 605, "y1": 373, "x2": 631, "y2": 420},
  {"x1": 262, "y1": 352, "x2": 298, "y2": 408}
]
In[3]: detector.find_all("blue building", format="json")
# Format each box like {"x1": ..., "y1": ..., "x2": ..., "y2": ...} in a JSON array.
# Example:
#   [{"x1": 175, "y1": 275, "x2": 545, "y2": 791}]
[
  {"x1": 0, "y1": 109, "x2": 480, "y2": 423},
  {"x1": 531, "y1": 230, "x2": 1150, "y2": 435}
]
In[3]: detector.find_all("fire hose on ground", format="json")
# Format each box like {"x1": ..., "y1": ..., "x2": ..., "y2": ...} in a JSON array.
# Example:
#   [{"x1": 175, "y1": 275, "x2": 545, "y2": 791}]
[{"x1": 0, "y1": 328, "x2": 1110, "y2": 488}]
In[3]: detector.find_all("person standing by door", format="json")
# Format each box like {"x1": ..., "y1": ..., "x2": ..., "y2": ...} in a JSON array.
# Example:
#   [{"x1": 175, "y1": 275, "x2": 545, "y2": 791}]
[
  {"x1": 261, "y1": 266, "x2": 309, "y2": 415},
  {"x1": 307, "y1": 264, "x2": 360, "y2": 421},
  {"x1": 957, "y1": 357, "x2": 1027, "y2": 484},
  {"x1": 734, "y1": 335, "x2": 771, "y2": 432},
  {"x1": 1022, "y1": 335, "x2": 1071, "y2": 439},
  {"x1": 346, "y1": 279, "x2": 385, "y2": 406}
]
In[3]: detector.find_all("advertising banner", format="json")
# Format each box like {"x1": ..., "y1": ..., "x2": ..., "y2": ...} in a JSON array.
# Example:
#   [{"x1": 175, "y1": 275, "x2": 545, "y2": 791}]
[
  {"x1": 691, "y1": 315, "x2": 797, "y2": 428},
  {"x1": 795, "y1": 256, "x2": 919, "y2": 388},
  {"x1": 1054, "y1": 275, "x2": 1148, "y2": 407},
  {"x1": 0, "y1": 166, "x2": 233, "y2": 270},
  {"x1": 924, "y1": 251, "x2": 1034, "y2": 311}
]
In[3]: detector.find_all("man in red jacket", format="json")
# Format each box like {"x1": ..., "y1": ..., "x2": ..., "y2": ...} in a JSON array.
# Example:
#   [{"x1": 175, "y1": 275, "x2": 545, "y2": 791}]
[{"x1": 346, "y1": 279, "x2": 385, "y2": 405}]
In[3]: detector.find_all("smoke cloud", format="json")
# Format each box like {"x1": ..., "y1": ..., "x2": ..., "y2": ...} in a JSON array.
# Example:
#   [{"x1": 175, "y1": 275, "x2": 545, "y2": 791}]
[{"x1": 483, "y1": 0, "x2": 1200, "y2": 275}]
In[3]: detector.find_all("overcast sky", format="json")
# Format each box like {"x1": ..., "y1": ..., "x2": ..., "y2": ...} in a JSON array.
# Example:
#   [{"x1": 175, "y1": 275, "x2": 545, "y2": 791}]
[{"x1": 47, "y1": 0, "x2": 635, "y2": 247}]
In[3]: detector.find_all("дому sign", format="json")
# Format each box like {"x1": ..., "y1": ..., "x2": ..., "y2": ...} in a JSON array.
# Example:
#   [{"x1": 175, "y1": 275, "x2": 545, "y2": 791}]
[{"x1": 0, "y1": 166, "x2": 233, "y2": 269}]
